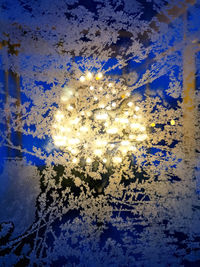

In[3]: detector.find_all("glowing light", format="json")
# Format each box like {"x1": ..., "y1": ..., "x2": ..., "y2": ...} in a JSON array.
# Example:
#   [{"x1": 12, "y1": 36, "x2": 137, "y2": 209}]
[
  {"x1": 130, "y1": 146, "x2": 136, "y2": 151},
  {"x1": 120, "y1": 147, "x2": 128, "y2": 154},
  {"x1": 140, "y1": 126, "x2": 146, "y2": 131},
  {"x1": 96, "y1": 113, "x2": 108, "y2": 120},
  {"x1": 136, "y1": 134, "x2": 147, "y2": 141},
  {"x1": 65, "y1": 127, "x2": 71, "y2": 132},
  {"x1": 150, "y1": 122, "x2": 155, "y2": 127},
  {"x1": 129, "y1": 134, "x2": 135, "y2": 140},
  {"x1": 86, "y1": 72, "x2": 93, "y2": 80},
  {"x1": 55, "y1": 111, "x2": 64, "y2": 121},
  {"x1": 80, "y1": 126, "x2": 88, "y2": 132},
  {"x1": 71, "y1": 148, "x2": 78, "y2": 154},
  {"x1": 79, "y1": 76, "x2": 85, "y2": 82},
  {"x1": 99, "y1": 104, "x2": 105, "y2": 108},
  {"x1": 69, "y1": 138, "x2": 80, "y2": 145},
  {"x1": 112, "y1": 102, "x2": 116, "y2": 107},
  {"x1": 86, "y1": 111, "x2": 92, "y2": 116},
  {"x1": 121, "y1": 140, "x2": 130, "y2": 146},
  {"x1": 127, "y1": 102, "x2": 133, "y2": 107},
  {"x1": 113, "y1": 156, "x2": 122, "y2": 164},
  {"x1": 71, "y1": 118, "x2": 80, "y2": 124},
  {"x1": 69, "y1": 90, "x2": 73, "y2": 96},
  {"x1": 107, "y1": 127, "x2": 118, "y2": 134},
  {"x1": 67, "y1": 105, "x2": 73, "y2": 111},
  {"x1": 118, "y1": 118, "x2": 129, "y2": 124},
  {"x1": 52, "y1": 70, "x2": 148, "y2": 165},
  {"x1": 53, "y1": 135, "x2": 67, "y2": 147},
  {"x1": 131, "y1": 123, "x2": 141, "y2": 129},
  {"x1": 95, "y1": 140, "x2": 107, "y2": 146},
  {"x1": 96, "y1": 72, "x2": 103, "y2": 80},
  {"x1": 94, "y1": 149, "x2": 103, "y2": 156},
  {"x1": 61, "y1": 96, "x2": 68, "y2": 102},
  {"x1": 170, "y1": 119, "x2": 175, "y2": 125},
  {"x1": 86, "y1": 158, "x2": 92, "y2": 164},
  {"x1": 72, "y1": 158, "x2": 78, "y2": 164},
  {"x1": 59, "y1": 126, "x2": 66, "y2": 132}
]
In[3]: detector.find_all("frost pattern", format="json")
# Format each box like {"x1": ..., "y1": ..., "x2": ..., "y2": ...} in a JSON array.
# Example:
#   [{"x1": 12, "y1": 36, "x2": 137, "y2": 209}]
[{"x1": 0, "y1": 0, "x2": 200, "y2": 266}]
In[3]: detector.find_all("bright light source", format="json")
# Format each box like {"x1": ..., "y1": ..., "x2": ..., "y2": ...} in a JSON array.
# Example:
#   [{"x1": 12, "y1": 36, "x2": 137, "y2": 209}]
[
  {"x1": 80, "y1": 126, "x2": 88, "y2": 132},
  {"x1": 86, "y1": 72, "x2": 93, "y2": 80},
  {"x1": 61, "y1": 96, "x2": 68, "y2": 102},
  {"x1": 95, "y1": 140, "x2": 107, "y2": 146},
  {"x1": 135, "y1": 106, "x2": 140, "y2": 111},
  {"x1": 113, "y1": 156, "x2": 122, "y2": 163},
  {"x1": 107, "y1": 127, "x2": 118, "y2": 134},
  {"x1": 136, "y1": 134, "x2": 147, "y2": 141},
  {"x1": 170, "y1": 119, "x2": 175, "y2": 125},
  {"x1": 67, "y1": 105, "x2": 73, "y2": 111},
  {"x1": 96, "y1": 113, "x2": 108, "y2": 120},
  {"x1": 99, "y1": 104, "x2": 105, "y2": 108},
  {"x1": 55, "y1": 111, "x2": 64, "y2": 121},
  {"x1": 127, "y1": 102, "x2": 133, "y2": 107},
  {"x1": 86, "y1": 111, "x2": 92, "y2": 116},
  {"x1": 96, "y1": 72, "x2": 103, "y2": 80},
  {"x1": 72, "y1": 158, "x2": 78, "y2": 164},
  {"x1": 103, "y1": 158, "x2": 107, "y2": 163},
  {"x1": 118, "y1": 118, "x2": 129, "y2": 124},
  {"x1": 94, "y1": 149, "x2": 103, "y2": 156},
  {"x1": 86, "y1": 158, "x2": 92, "y2": 163},
  {"x1": 121, "y1": 140, "x2": 130, "y2": 146},
  {"x1": 112, "y1": 102, "x2": 116, "y2": 107},
  {"x1": 90, "y1": 86, "x2": 94, "y2": 90},
  {"x1": 129, "y1": 134, "x2": 135, "y2": 140},
  {"x1": 69, "y1": 138, "x2": 80, "y2": 145},
  {"x1": 130, "y1": 146, "x2": 136, "y2": 151},
  {"x1": 71, "y1": 148, "x2": 78, "y2": 154},
  {"x1": 71, "y1": 118, "x2": 80, "y2": 124},
  {"x1": 131, "y1": 123, "x2": 141, "y2": 129},
  {"x1": 53, "y1": 135, "x2": 67, "y2": 146},
  {"x1": 140, "y1": 126, "x2": 146, "y2": 131},
  {"x1": 79, "y1": 76, "x2": 85, "y2": 82}
]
